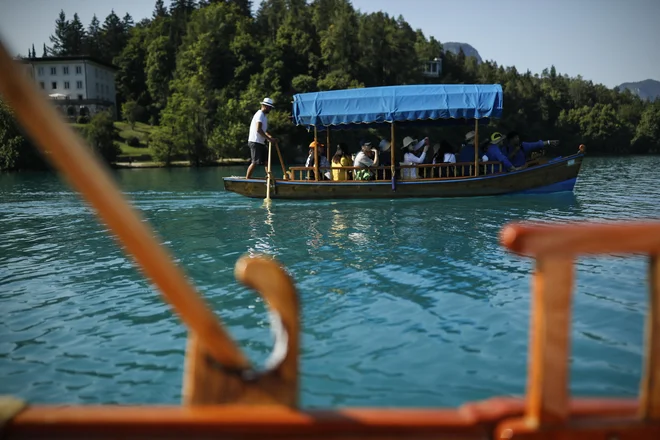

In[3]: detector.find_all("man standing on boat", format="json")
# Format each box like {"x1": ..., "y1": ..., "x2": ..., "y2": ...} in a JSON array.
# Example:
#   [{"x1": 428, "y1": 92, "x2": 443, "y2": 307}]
[
  {"x1": 502, "y1": 131, "x2": 559, "y2": 168},
  {"x1": 245, "y1": 97, "x2": 277, "y2": 179}
]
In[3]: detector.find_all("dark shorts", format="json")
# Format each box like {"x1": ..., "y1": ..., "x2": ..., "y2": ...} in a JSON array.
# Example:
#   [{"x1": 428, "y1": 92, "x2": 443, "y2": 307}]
[{"x1": 248, "y1": 141, "x2": 265, "y2": 165}]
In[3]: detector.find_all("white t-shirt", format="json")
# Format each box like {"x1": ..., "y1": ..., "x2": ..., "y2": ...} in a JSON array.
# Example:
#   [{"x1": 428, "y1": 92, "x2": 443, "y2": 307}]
[
  {"x1": 248, "y1": 110, "x2": 268, "y2": 144},
  {"x1": 353, "y1": 151, "x2": 374, "y2": 168}
]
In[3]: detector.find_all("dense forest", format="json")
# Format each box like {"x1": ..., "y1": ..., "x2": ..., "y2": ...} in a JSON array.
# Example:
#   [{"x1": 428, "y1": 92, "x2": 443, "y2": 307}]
[{"x1": 2, "y1": 0, "x2": 660, "y2": 170}]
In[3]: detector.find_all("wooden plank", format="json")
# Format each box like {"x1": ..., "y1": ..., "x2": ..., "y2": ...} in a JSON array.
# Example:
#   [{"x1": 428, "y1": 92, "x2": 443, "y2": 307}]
[
  {"x1": 182, "y1": 255, "x2": 299, "y2": 406},
  {"x1": 495, "y1": 417, "x2": 660, "y2": 440},
  {"x1": 501, "y1": 222, "x2": 660, "y2": 257},
  {"x1": 0, "y1": 37, "x2": 248, "y2": 372},
  {"x1": 525, "y1": 257, "x2": 574, "y2": 427},
  {"x1": 640, "y1": 254, "x2": 660, "y2": 420},
  {"x1": 6, "y1": 399, "x2": 640, "y2": 439}
]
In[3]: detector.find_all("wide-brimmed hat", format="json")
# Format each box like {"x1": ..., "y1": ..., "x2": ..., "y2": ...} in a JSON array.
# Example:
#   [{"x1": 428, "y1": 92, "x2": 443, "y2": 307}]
[
  {"x1": 412, "y1": 139, "x2": 425, "y2": 151},
  {"x1": 309, "y1": 140, "x2": 324, "y2": 148},
  {"x1": 490, "y1": 132, "x2": 505, "y2": 144},
  {"x1": 465, "y1": 131, "x2": 475, "y2": 142},
  {"x1": 379, "y1": 139, "x2": 391, "y2": 151},
  {"x1": 261, "y1": 97, "x2": 275, "y2": 108},
  {"x1": 402, "y1": 136, "x2": 417, "y2": 149}
]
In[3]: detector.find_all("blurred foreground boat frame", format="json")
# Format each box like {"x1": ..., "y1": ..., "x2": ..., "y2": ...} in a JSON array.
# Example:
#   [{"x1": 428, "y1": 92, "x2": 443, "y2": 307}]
[
  {"x1": 223, "y1": 84, "x2": 586, "y2": 200},
  {"x1": 1, "y1": 37, "x2": 659, "y2": 439}
]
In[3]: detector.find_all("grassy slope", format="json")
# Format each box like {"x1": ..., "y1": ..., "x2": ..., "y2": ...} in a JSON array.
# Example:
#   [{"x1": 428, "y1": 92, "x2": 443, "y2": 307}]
[
  {"x1": 114, "y1": 121, "x2": 156, "y2": 158},
  {"x1": 70, "y1": 121, "x2": 156, "y2": 159},
  {"x1": 69, "y1": 121, "x2": 248, "y2": 165}
]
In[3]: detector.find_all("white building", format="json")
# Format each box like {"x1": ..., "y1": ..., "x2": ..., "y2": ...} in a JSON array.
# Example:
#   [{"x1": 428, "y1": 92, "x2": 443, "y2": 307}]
[
  {"x1": 18, "y1": 56, "x2": 118, "y2": 120},
  {"x1": 423, "y1": 57, "x2": 443, "y2": 78}
]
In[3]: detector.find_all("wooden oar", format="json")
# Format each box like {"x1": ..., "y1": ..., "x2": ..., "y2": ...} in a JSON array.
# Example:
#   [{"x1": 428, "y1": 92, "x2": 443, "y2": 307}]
[
  {"x1": 265, "y1": 140, "x2": 273, "y2": 202},
  {"x1": 0, "y1": 37, "x2": 248, "y2": 371}
]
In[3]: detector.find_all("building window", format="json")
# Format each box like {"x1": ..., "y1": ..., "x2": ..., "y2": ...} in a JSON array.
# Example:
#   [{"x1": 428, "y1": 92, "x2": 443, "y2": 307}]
[
  {"x1": 78, "y1": 94, "x2": 83, "y2": 100},
  {"x1": 51, "y1": 82, "x2": 57, "y2": 89},
  {"x1": 75, "y1": 66, "x2": 82, "y2": 74},
  {"x1": 50, "y1": 67, "x2": 56, "y2": 75},
  {"x1": 63, "y1": 66, "x2": 69, "y2": 75},
  {"x1": 39, "y1": 82, "x2": 45, "y2": 89},
  {"x1": 64, "y1": 81, "x2": 70, "y2": 89},
  {"x1": 76, "y1": 81, "x2": 83, "y2": 89},
  {"x1": 37, "y1": 67, "x2": 44, "y2": 76}
]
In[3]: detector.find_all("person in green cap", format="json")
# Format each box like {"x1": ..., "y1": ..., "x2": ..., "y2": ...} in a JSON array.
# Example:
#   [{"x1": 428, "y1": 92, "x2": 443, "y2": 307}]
[{"x1": 484, "y1": 132, "x2": 520, "y2": 173}]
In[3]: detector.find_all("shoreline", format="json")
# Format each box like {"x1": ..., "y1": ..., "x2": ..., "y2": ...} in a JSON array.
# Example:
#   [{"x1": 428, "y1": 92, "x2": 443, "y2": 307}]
[{"x1": 112, "y1": 158, "x2": 251, "y2": 169}]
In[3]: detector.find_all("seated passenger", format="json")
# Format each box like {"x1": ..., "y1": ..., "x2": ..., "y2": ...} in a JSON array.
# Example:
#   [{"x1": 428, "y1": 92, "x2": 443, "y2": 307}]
[
  {"x1": 305, "y1": 141, "x2": 331, "y2": 180},
  {"x1": 502, "y1": 131, "x2": 559, "y2": 168},
  {"x1": 378, "y1": 138, "x2": 394, "y2": 179},
  {"x1": 353, "y1": 140, "x2": 379, "y2": 180},
  {"x1": 458, "y1": 130, "x2": 480, "y2": 163},
  {"x1": 401, "y1": 136, "x2": 429, "y2": 179},
  {"x1": 484, "y1": 132, "x2": 519, "y2": 173},
  {"x1": 433, "y1": 140, "x2": 456, "y2": 177},
  {"x1": 331, "y1": 143, "x2": 352, "y2": 181}
]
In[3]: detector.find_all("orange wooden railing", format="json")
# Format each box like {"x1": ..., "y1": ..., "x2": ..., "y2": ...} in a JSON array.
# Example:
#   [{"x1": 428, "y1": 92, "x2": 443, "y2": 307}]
[
  {"x1": 493, "y1": 221, "x2": 660, "y2": 438},
  {"x1": 287, "y1": 162, "x2": 504, "y2": 181}
]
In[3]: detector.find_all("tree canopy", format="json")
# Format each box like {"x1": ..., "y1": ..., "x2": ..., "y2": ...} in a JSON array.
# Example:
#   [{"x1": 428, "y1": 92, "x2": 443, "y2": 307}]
[{"x1": 2, "y1": 0, "x2": 658, "y2": 170}]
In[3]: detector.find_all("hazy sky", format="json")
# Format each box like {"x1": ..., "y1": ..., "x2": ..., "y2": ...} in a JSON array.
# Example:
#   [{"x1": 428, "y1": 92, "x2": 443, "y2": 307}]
[{"x1": 0, "y1": 0, "x2": 657, "y2": 88}]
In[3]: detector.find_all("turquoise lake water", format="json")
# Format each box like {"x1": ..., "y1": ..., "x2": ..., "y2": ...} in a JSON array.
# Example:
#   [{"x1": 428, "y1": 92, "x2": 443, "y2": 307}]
[{"x1": 1, "y1": 155, "x2": 660, "y2": 407}]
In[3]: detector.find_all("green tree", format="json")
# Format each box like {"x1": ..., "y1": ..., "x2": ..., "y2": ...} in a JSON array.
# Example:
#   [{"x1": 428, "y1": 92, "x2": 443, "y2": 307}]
[
  {"x1": 101, "y1": 10, "x2": 129, "y2": 63},
  {"x1": 632, "y1": 101, "x2": 660, "y2": 153},
  {"x1": 115, "y1": 24, "x2": 152, "y2": 111},
  {"x1": 84, "y1": 110, "x2": 121, "y2": 163},
  {"x1": 150, "y1": 126, "x2": 178, "y2": 165},
  {"x1": 48, "y1": 10, "x2": 69, "y2": 55},
  {"x1": 68, "y1": 13, "x2": 87, "y2": 55},
  {"x1": 121, "y1": 100, "x2": 143, "y2": 129},
  {"x1": 153, "y1": 0, "x2": 169, "y2": 18},
  {"x1": 145, "y1": 35, "x2": 175, "y2": 115},
  {"x1": 85, "y1": 14, "x2": 103, "y2": 58},
  {"x1": 0, "y1": 99, "x2": 45, "y2": 171}
]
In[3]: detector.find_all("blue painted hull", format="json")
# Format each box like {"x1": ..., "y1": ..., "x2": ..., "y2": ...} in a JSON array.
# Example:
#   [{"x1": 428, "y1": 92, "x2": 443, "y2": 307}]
[
  {"x1": 223, "y1": 154, "x2": 584, "y2": 200},
  {"x1": 515, "y1": 177, "x2": 577, "y2": 195}
]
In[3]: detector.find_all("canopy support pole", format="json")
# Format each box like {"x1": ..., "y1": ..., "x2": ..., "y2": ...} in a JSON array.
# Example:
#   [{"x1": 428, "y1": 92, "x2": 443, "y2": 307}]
[
  {"x1": 474, "y1": 120, "x2": 480, "y2": 177},
  {"x1": 391, "y1": 122, "x2": 396, "y2": 190},
  {"x1": 313, "y1": 126, "x2": 319, "y2": 181},
  {"x1": 326, "y1": 129, "x2": 330, "y2": 164}
]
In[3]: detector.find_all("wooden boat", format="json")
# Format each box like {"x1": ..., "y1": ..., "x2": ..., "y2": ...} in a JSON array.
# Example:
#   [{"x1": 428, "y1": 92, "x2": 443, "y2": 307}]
[
  {"x1": 1, "y1": 38, "x2": 659, "y2": 439},
  {"x1": 223, "y1": 84, "x2": 586, "y2": 200}
]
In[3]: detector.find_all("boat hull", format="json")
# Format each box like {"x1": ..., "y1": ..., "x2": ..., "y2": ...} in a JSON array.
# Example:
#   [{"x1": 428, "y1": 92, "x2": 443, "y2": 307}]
[{"x1": 223, "y1": 154, "x2": 584, "y2": 200}]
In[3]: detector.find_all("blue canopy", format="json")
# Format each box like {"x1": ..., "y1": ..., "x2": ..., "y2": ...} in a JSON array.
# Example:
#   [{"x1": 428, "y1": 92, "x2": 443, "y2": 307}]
[{"x1": 292, "y1": 84, "x2": 503, "y2": 131}]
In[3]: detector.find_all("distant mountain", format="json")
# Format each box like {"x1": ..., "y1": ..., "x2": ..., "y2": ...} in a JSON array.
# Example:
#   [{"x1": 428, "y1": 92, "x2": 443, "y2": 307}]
[
  {"x1": 618, "y1": 79, "x2": 660, "y2": 101},
  {"x1": 442, "y1": 42, "x2": 483, "y2": 64}
]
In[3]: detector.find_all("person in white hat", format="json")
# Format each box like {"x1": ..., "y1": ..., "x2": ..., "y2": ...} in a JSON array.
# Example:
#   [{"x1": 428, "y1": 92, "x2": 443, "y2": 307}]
[
  {"x1": 401, "y1": 136, "x2": 429, "y2": 179},
  {"x1": 378, "y1": 138, "x2": 392, "y2": 164},
  {"x1": 246, "y1": 97, "x2": 277, "y2": 179}
]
